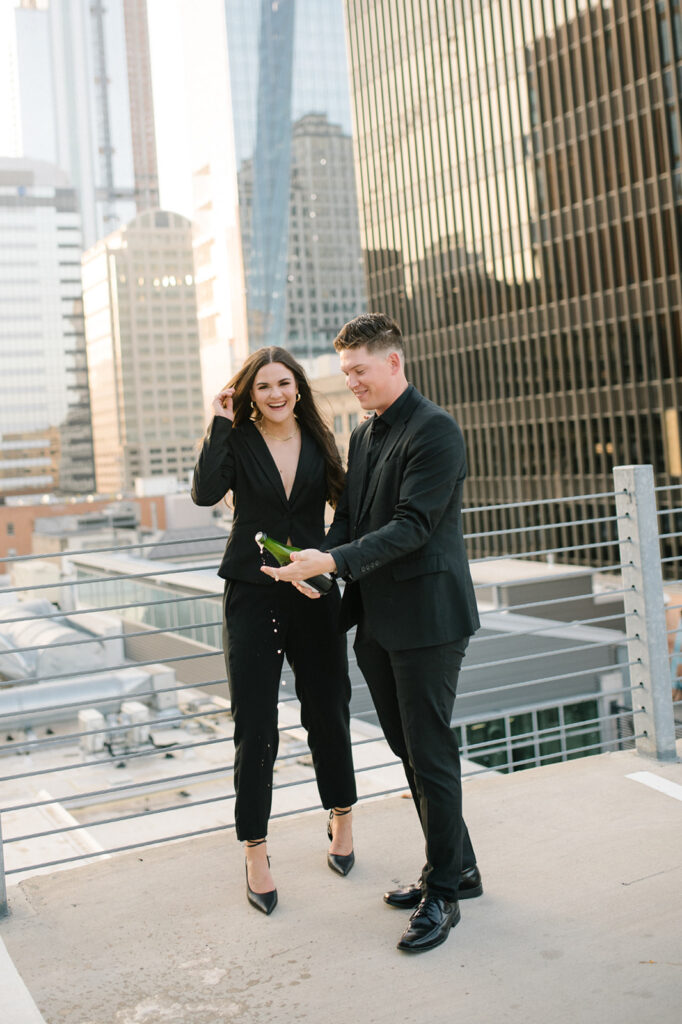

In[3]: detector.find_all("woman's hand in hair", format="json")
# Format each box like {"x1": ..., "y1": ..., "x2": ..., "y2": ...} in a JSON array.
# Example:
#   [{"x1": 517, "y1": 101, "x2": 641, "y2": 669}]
[{"x1": 213, "y1": 387, "x2": 235, "y2": 420}]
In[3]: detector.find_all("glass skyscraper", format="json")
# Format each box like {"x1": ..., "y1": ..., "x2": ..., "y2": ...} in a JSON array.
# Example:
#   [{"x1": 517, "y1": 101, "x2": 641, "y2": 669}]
[
  {"x1": 344, "y1": 0, "x2": 682, "y2": 568},
  {"x1": 224, "y1": 0, "x2": 366, "y2": 354}
]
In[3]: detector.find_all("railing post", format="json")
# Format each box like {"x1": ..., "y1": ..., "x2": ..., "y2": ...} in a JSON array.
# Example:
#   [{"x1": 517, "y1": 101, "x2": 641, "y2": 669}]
[
  {"x1": 0, "y1": 813, "x2": 8, "y2": 918},
  {"x1": 614, "y1": 465, "x2": 677, "y2": 761}
]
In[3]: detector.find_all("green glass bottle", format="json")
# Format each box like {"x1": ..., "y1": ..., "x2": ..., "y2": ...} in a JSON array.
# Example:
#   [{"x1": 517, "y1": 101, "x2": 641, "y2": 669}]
[{"x1": 255, "y1": 531, "x2": 333, "y2": 594}]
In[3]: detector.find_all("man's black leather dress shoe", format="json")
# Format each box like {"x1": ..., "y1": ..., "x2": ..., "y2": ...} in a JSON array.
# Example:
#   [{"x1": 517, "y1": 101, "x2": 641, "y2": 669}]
[
  {"x1": 397, "y1": 895, "x2": 460, "y2": 953},
  {"x1": 384, "y1": 865, "x2": 482, "y2": 908}
]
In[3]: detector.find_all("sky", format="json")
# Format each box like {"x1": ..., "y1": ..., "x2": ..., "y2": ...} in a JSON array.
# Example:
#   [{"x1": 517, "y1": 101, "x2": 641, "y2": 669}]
[{"x1": 146, "y1": 0, "x2": 194, "y2": 218}]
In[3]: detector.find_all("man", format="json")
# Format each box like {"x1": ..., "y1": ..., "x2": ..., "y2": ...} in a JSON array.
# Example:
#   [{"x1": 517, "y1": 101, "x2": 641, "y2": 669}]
[{"x1": 261, "y1": 313, "x2": 481, "y2": 952}]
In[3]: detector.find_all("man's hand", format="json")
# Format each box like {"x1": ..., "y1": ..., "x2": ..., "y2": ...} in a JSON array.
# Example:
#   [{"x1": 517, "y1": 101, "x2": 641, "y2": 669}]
[{"x1": 260, "y1": 549, "x2": 336, "y2": 598}]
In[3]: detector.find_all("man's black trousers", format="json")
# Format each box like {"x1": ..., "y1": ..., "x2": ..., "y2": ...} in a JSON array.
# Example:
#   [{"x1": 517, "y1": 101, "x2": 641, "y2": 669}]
[{"x1": 354, "y1": 618, "x2": 476, "y2": 901}]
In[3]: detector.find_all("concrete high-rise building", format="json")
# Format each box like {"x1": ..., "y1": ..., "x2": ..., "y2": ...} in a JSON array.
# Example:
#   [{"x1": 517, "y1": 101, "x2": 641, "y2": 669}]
[
  {"x1": 81, "y1": 210, "x2": 204, "y2": 494},
  {"x1": 5, "y1": 0, "x2": 159, "y2": 248},
  {"x1": 343, "y1": 0, "x2": 682, "y2": 568},
  {"x1": 0, "y1": 157, "x2": 95, "y2": 498}
]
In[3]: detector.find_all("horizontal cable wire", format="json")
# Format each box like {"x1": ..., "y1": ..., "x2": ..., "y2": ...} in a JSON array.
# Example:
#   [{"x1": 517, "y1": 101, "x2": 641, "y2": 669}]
[
  {"x1": 3, "y1": 783, "x2": 412, "y2": 876},
  {"x1": 0, "y1": 672, "x2": 375, "y2": 751},
  {"x1": 454, "y1": 661, "x2": 637, "y2": 700},
  {"x1": 1, "y1": 617, "x2": 225, "y2": 659},
  {"x1": 0, "y1": 731, "x2": 235, "y2": 786},
  {"x1": 453, "y1": 685, "x2": 635, "y2": 725},
  {"x1": 464, "y1": 514, "x2": 622, "y2": 540},
  {"x1": 460, "y1": 710, "x2": 637, "y2": 756},
  {"x1": 461, "y1": 733, "x2": 645, "y2": 777},
  {"x1": 471, "y1": 585, "x2": 630, "y2": 609},
  {"x1": 3, "y1": 756, "x2": 404, "y2": 846},
  {"x1": 0, "y1": 705, "x2": 234, "y2": 754},
  {"x1": 0, "y1": 675, "x2": 229, "y2": 721},
  {"x1": 468, "y1": 610, "x2": 633, "y2": 645},
  {"x1": 0, "y1": 666, "x2": 366, "y2": 722},
  {"x1": 0, "y1": 648, "x2": 223, "y2": 689},
  {"x1": 0, "y1": 591, "x2": 219, "y2": 628},
  {"x1": 5, "y1": 729, "x2": 646, "y2": 875},
  {"x1": 471, "y1": 542, "x2": 623, "y2": 565},
  {"x1": 461, "y1": 637, "x2": 627, "y2": 673},
  {"x1": 654, "y1": 484, "x2": 682, "y2": 493},
  {"x1": 0, "y1": 534, "x2": 228, "y2": 565},
  {"x1": 0, "y1": 561, "x2": 221, "y2": 597},
  {"x1": 0, "y1": 728, "x2": 386, "y2": 797},
  {"x1": 463, "y1": 489, "x2": 622, "y2": 513}
]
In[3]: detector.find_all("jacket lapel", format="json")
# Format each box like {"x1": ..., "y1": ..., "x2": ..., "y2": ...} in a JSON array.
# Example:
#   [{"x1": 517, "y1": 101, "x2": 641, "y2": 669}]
[
  {"x1": 356, "y1": 388, "x2": 422, "y2": 525},
  {"x1": 350, "y1": 419, "x2": 373, "y2": 529},
  {"x1": 357, "y1": 419, "x2": 406, "y2": 524},
  {"x1": 287, "y1": 429, "x2": 316, "y2": 507},
  {"x1": 242, "y1": 422, "x2": 289, "y2": 510}
]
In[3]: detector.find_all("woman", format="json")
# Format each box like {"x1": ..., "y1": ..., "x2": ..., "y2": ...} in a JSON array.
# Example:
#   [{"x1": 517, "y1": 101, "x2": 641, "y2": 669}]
[{"x1": 192, "y1": 347, "x2": 356, "y2": 915}]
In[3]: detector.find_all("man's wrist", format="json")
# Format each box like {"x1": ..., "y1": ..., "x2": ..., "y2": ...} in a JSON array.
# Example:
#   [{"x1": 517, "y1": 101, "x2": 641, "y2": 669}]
[{"x1": 328, "y1": 547, "x2": 349, "y2": 579}]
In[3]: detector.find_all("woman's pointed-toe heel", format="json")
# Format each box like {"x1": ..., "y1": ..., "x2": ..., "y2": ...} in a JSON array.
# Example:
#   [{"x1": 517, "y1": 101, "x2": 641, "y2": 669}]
[
  {"x1": 245, "y1": 841, "x2": 277, "y2": 915},
  {"x1": 327, "y1": 808, "x2": 355, "y2": 877}
]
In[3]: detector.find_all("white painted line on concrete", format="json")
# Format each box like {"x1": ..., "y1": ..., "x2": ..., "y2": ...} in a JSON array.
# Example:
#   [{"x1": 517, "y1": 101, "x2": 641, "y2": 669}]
[
  {"x1": 626, "y1": 771, "x2": 682, "y2": 802},
  {"x1": 0, "y1": 935, "x2": 48, "y2": 1024}
]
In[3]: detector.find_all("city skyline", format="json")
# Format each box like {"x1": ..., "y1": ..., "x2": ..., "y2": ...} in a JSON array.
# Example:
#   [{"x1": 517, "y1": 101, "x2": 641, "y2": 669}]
[{"x1": 0, "y1": 0, "x2": 681, "y2": 520}]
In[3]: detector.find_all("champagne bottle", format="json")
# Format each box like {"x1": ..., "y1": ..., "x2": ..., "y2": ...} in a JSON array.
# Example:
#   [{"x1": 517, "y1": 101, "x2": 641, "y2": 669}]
[{"x1": 255, "y1": 531, "x2": 333, "y2": 594}]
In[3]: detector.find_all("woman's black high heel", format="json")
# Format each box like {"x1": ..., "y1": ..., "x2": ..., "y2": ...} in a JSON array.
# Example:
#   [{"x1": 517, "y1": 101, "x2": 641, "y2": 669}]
[
  {"x1": 327, "y1": 807, "x2": 355, "y2": 877},
  {"x1": 245, "y1": 839, "x2": 278, "y2": 915}
]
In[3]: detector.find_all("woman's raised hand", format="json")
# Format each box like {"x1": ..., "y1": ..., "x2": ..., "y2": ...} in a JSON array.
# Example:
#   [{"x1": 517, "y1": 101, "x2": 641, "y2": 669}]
[{"x1": 213, "y1": 387, "x2": 235, "y2": 420}]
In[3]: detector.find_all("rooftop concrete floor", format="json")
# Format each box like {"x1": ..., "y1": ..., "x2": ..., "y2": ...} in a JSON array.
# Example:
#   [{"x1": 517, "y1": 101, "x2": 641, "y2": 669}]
[{"x1": 1, "y1": 745, "x2": 681, "y2": 1024}]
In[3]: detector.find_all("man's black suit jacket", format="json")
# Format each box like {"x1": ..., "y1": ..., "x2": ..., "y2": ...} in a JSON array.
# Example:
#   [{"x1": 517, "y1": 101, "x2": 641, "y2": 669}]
[
  {"x1": 325, "y1": 385, "x2": 480, "y2": 651},
  {"x1": 192, "y1": 417, "x2": 330, "y2": 584}
]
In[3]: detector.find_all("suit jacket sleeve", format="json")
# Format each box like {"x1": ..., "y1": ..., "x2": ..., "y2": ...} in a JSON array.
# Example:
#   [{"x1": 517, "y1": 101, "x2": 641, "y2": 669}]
[
  {"x1": 191, "y1": 416, "x2": 236, "y2": 506},
  {"x1": 327, "y1": 414, "x2": 464, "y2": 580}
]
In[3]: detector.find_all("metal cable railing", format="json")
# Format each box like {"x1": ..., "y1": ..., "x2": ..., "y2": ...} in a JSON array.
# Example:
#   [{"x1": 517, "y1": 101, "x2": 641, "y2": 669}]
[{"x1": 0, "y1": 475, "x2": 678, "y2": 901}]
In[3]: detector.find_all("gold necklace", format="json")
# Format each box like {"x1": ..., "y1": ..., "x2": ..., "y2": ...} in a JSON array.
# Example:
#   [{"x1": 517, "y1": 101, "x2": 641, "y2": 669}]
[{"x1": 258, "y1": 422, "x2": 299, "y2": 442}]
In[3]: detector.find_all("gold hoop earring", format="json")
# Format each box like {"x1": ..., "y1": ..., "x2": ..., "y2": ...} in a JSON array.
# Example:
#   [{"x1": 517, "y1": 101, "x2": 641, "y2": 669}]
[
  {"x1": 296, "y1": 393, "x2": 301, "y2": 403},
  {"x1": 250, "y1": 401, "x2": 255, "y2": 410}
]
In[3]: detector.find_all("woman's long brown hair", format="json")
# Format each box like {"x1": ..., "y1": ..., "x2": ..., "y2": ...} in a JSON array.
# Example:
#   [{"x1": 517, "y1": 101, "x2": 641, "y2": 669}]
[{"x1": 226, "y1": 346, "x2": 345, "y2": 507}]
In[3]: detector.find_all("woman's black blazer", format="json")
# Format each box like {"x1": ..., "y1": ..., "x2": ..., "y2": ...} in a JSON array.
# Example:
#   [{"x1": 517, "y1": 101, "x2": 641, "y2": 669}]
[{"x1": 191, "y1": 416, "x2": 331, "y2": 584}]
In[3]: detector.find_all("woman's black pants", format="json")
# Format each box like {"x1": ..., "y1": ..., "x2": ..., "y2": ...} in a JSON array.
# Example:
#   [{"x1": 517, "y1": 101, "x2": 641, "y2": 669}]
[{"x1": 223, "y1": 579, "x2": 357, "y2": 841}]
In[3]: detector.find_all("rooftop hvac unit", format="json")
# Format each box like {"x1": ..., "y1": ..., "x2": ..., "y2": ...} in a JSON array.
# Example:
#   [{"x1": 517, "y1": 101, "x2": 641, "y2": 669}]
[
  {"x1": 120, "y1": 700, "x2": 150, "y2": 744},
  {"x1": 79, "y1": 708, "x2": 106, "y2": 754}
]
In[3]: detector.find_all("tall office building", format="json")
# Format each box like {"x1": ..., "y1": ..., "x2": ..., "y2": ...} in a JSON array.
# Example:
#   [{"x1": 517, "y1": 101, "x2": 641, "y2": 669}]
[
  {"x1": 6, "y1": 0, "x2": 159, "y2": 248},
  {"x1": 175, "y1": 0, "x2": 365, "y2": 384},
  {"x1": 0, "y1": 157, "x2": 95, "y2": 497},
  {"x1": 226, "y1": 0, "x2": 366, "y2": 354},
  {"x1": 344, "y1": 0, "x2": 682, "y2": 567},
  {"x1": 238, "y1": 112, "x2": 367, "y2": 359},
  {"x1": 82, "y1": 211, "x2": 204, "y2": 494}
]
